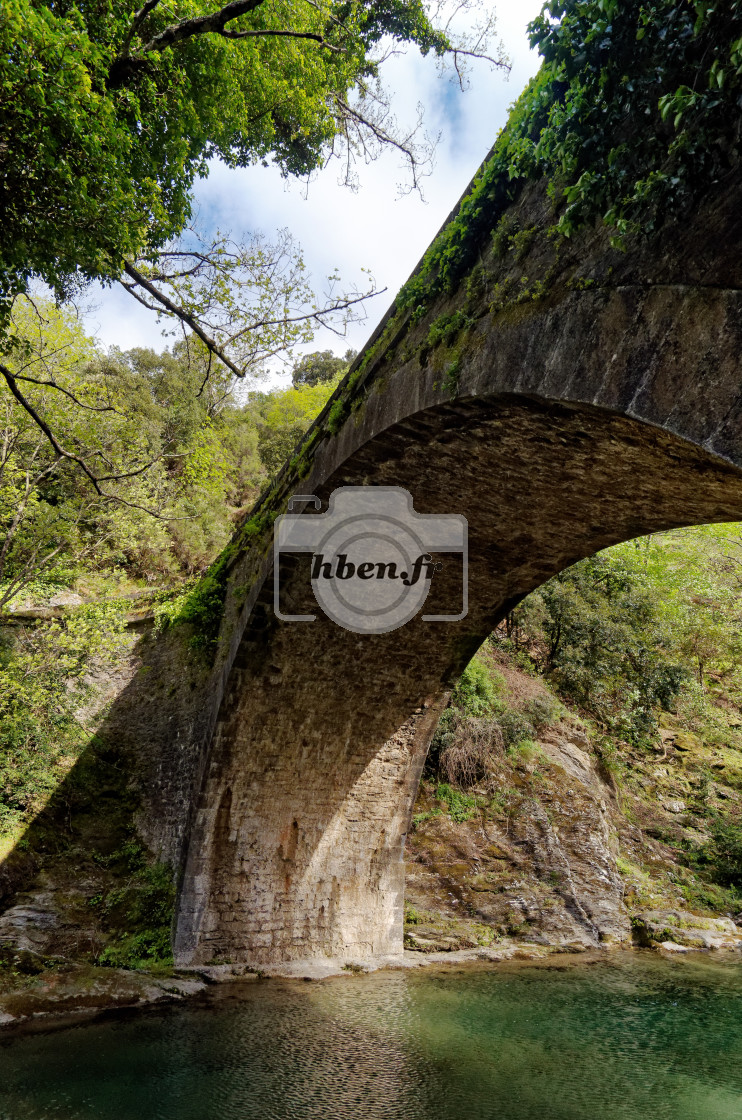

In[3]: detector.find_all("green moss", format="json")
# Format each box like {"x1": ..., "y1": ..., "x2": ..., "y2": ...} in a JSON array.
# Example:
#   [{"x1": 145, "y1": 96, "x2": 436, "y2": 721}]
[
  {"x1": 411, "y1": 808, "x2": 442, "y2": 829},
  {"x1": 488, "y1": 278, "x2": 515, "y2": 315},
  {"x1": 567, "y1": 276, "x2": 597, "y2": 292},
  {"x1": 442, "y1": 356, "x2": 461, "y2": 398},
  {"x1": 293, "y1": 428, "x2": 322, "y2": 478},
  {"x1": 176, "y1": 545, "x2": 235, "y2": 651},
  {"x1": 491, "y1": 214, "x2": 521, "y2": 258},
  {"x1": 464, "y1": 263, "x2": 486, "y2": 306},
  {"x1": 426, "y1": 310, "x2": 474, "y2": 350},
  {"x1": 326, "y1": 398, "x2": 349, "y2": 436},
  {"x1": 240, "y1": 509, "x2": 278, "y2": 546},
  {"x1": 512, "y1": 225, "x2": 539, "y2": 262},
  {"x1": 488, "y1": 276, "x2": 549, "y2": 318},
  {"x1": 404, "y1": 902, "x2": 425, "y2": 925},
  {"x1": 435, "y1": 782, "x2": 478, "y2": 823}
]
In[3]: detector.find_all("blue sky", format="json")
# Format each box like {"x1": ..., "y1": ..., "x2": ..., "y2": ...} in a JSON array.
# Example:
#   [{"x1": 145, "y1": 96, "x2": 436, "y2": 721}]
[{"x1": 85, "y1": 0, "x2": 545, "y2": 383}]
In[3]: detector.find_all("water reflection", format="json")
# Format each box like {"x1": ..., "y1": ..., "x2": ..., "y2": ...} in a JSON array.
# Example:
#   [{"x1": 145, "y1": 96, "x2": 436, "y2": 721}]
[{"x1": 2, "y1": 954, "x2": 742, "y2": 1120}]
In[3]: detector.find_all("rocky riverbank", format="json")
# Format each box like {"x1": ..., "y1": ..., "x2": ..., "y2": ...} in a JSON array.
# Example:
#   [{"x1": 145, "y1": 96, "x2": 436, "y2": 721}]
[{"x1": 403, "y1": 653, "x2": 742, "y2": 957}]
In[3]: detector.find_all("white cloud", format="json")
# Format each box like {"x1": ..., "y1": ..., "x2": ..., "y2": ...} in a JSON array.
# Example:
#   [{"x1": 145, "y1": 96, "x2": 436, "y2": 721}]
[{"x1": 83, "y1": 0, "x2": 544, "y2": 381}]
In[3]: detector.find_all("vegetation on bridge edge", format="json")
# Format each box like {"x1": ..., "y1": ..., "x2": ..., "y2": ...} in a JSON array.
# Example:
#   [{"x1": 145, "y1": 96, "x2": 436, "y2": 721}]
[{"x1": 396, "y1": 1, "x2": 742, "y2": 313}]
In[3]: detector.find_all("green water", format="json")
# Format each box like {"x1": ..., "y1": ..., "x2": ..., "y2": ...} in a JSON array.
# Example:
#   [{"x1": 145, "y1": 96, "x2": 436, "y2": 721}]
[{"x1": 2, "y1": 953, "x2": 742, "y2": 1119}]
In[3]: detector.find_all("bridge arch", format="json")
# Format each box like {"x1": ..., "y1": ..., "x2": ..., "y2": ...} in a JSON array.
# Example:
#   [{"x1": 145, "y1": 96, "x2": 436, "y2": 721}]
[{"x1": 173, "y1": 395, "x2": 742, "y2": 966}]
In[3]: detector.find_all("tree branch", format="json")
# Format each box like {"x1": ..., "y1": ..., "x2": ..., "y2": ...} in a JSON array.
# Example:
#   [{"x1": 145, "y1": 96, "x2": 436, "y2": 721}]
[
  {"x1": 120, "y1": 0, "x2": 164, "y2": 56},
  {"x1": 109, "y1": 0, "x2": 267, "y2": 84},
  {"x1": 12, "y1": 373, "x2": 121, "y2": 414},
  {"x1": 1, "y1": 361, "x2": 178, "y2": 516},
  {"x1": 334, "y1": 96, "x2": 424, "y2": 189},
  {"x1": 121, "y1": 260, "x2": 246, "y2": 378},
  {"x1": 228, "y1": 287, "x2": 384, "y2": 339},
  {"x1": 219, "y1": 28, "x2": 341, "y2": 51},
  {"x1": 1, "y1": 361, "x2": 106, "y2": 494}
]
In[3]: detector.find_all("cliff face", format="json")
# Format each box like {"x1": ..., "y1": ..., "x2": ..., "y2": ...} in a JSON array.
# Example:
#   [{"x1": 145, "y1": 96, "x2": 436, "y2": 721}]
[
  {"x1": 404, "y1": 658, "x2": 742, "y2": 956},
  {"x1": 404, "y1": 667, "x2": 630, "y2": 952}
]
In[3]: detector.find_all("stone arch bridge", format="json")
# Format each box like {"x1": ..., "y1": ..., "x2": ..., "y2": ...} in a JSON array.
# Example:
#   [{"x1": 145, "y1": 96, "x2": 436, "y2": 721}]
[{"x1": 59, "y1": 172, "x2": 742, "y2": 967}]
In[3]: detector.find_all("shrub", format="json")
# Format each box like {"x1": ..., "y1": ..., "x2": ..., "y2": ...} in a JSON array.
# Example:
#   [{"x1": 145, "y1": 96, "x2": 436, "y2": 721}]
[
  {"x1": 497, "y1": 708, "x2": 536, "y2": 750},
  {"x1": 435, "y1": 783, "x2": 478, "y2": 824},
  {"x1": 92, "y1": 855, "x2": 175, "y2": 970},
  {"x1": 439, "y1": 717, "x2": 504, "y2": 789},
  {"x1": 451, "y1": 657, "x2": 502, "y2": 717}
]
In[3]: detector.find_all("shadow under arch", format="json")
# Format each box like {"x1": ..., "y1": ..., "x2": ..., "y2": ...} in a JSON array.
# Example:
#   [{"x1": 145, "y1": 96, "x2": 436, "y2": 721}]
[{"x1": 170, "y1": 392, "x2": 742, "y2": 966}]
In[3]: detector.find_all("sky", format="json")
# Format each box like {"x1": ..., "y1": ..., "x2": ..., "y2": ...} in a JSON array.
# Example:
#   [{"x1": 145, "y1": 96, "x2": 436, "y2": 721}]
[{"x1": 84, "y1": 0, "x2": 545, "y2": 385}]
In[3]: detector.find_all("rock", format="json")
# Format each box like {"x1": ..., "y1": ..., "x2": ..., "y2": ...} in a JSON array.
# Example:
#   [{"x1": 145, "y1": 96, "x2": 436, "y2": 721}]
[
  {"x1": 673, "y1": 732, "x2": 702, "y2": 752},
  {"x1": 659, "y1": 797, "x2": 686, "y2": 814},
  {"x1": 48, "y1": 591, "x2": 84, "y2": 608},
  {"x1": 0, "y1": 965, "x2": 209, "y2": 1027},
  {"x1": 633, "y1": 909, "x2": 742, "y2": 951},
  {"x1": 562, "y1": 726, "x2": 591, "y2": 751},
  {"x1": 158, "y1": 977, "x2": 208, "y2": 997},
  {"x1": 0, "y1": 893, "x2": 60, "y2": 954},
  {"x1": 404, "y1": 932, "x2": 459, "y2": 952},
  {"x1": 406, "y1": 724, "x2": 632, "y2": 954},
  {"x1": 539, "y1": 733, "x2": 601, "y2": 793}
]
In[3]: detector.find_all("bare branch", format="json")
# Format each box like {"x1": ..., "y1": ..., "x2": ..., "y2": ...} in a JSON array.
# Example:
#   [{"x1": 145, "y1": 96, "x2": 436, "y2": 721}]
[
  {"x1": 334, "y1": 96, "x2": 424, "y2": 191},
  {"x1": 449, "y1": 45, "x2": 510, "y2": 89},
  {"x1": 121, "y1": 260, "x2": 246, "y2": 378},
  {"x1": 121, "y1": 230, "x2": 379, "y2": 390},
  {"x1": 227, "y1": 286, "x2": 383, "y2": 339}
]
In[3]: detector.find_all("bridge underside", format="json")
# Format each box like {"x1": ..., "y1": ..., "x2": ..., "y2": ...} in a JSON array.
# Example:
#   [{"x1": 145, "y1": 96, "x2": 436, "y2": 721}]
[{"x1": 174, "y1": 397, "x2": 742, "y2": 965}]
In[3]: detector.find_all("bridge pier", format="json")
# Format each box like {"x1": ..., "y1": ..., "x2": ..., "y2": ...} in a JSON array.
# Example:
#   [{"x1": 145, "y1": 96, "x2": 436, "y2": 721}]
[{"x1": 174, "y1": 666, "x2": 445, "y2": 965}]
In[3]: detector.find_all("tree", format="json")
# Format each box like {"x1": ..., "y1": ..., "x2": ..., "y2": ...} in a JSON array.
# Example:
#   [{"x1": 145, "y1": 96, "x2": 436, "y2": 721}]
[
  {"x1": 501, "y1": 524, "x2": 742, "y2": 744},
  {"x1": 0, "y1": 298, "x2": 272, "y2": 604},
  {"x1": 0, "y1": 228, "x2": 364, "y2": 496},
  {"x1": 253, "y1": 375, "x2": 344, "y2": 475},
  {"x1": 0, "y1": 0, "x2": 507, "y2": 324},
  {"x1": 291, "y1": 348, "x2": 356, "y2": 387},
  {"x1": 119, "y1": 231, "x2": 372, "y2": 383},
  {"x1": 1, "y1": 0, "x2": 507, "y2": 481}
]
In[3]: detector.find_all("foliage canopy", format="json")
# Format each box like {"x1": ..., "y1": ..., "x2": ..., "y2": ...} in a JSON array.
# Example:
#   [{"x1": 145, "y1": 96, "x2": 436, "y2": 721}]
[{"x1": 0, "y1": 0, "x2": 505, "y2": 324}]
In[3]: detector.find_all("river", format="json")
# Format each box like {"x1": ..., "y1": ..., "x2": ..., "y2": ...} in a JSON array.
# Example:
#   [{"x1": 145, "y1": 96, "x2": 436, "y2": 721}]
[{"x1": 1, "y1": 952, "x2": 742, "y2": 1119}]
